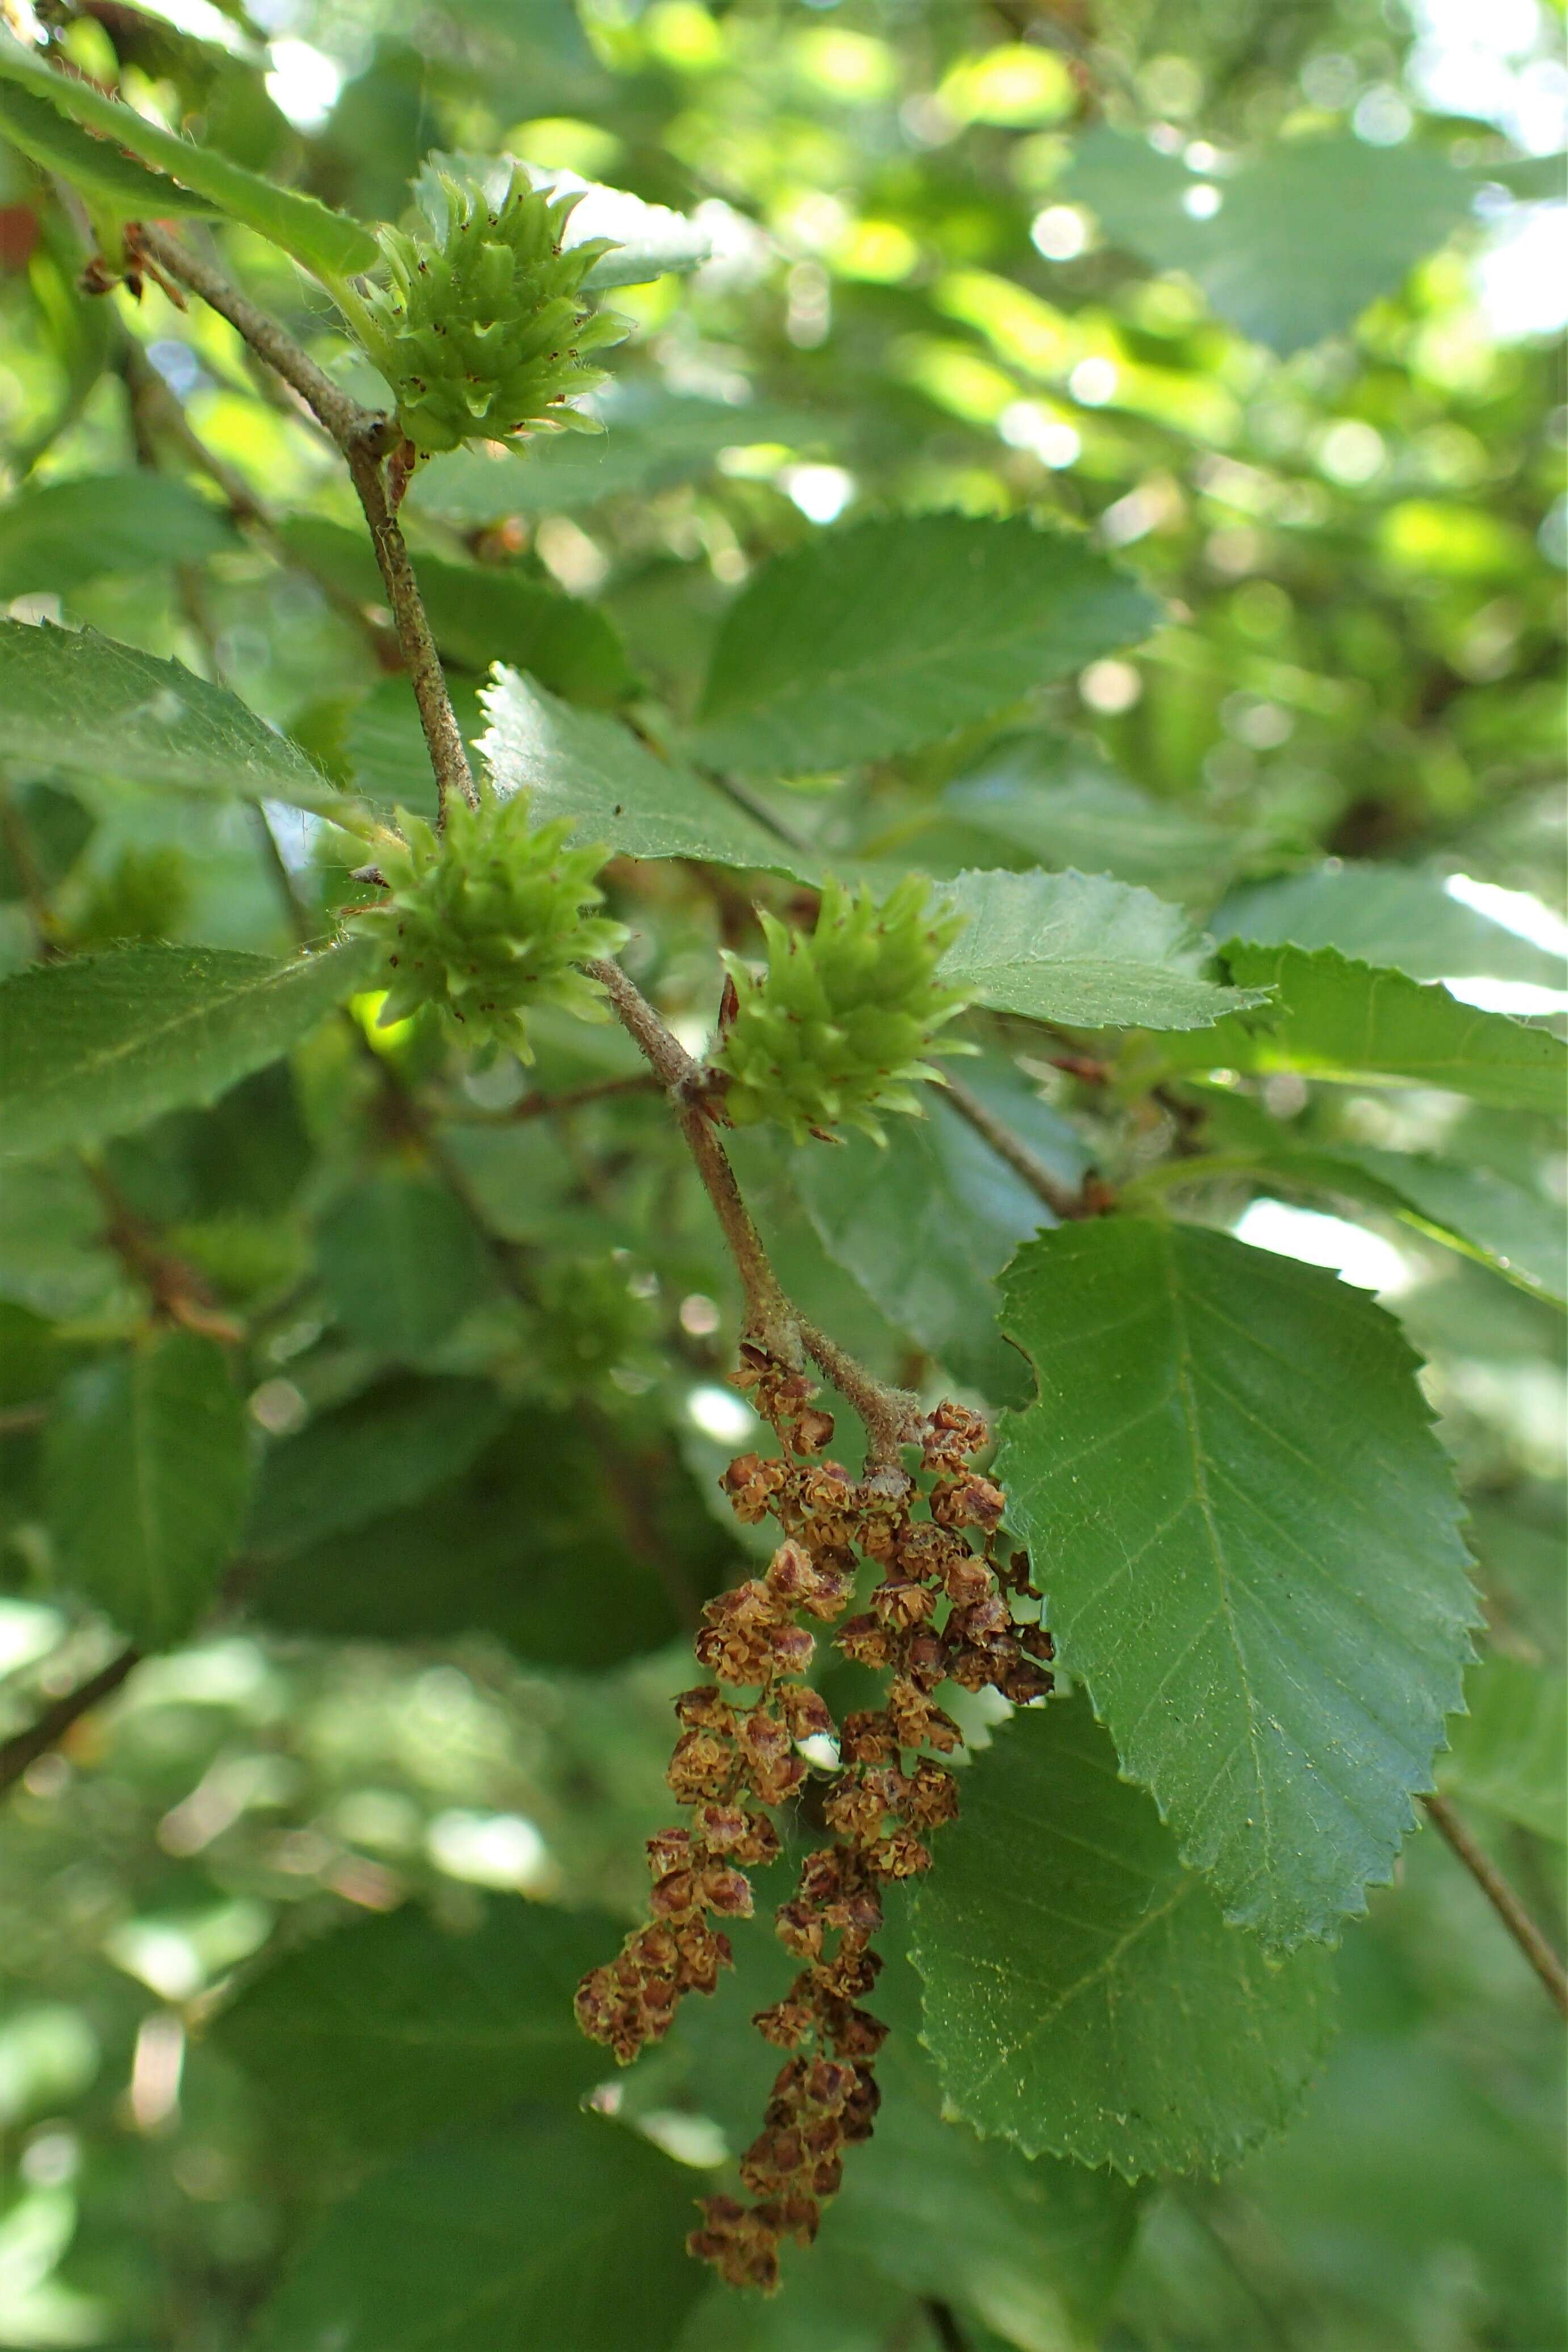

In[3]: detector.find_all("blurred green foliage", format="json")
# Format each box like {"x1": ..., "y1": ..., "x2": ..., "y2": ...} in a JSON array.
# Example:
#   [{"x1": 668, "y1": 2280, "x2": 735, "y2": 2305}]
[{"x1": 0, "y1": 0, "x2": 1562, "y2": 2345}]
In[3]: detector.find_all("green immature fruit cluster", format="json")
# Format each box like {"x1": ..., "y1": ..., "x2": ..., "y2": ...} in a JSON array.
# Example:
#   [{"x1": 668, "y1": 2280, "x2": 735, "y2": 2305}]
[
  {"x1": 353, "y1": 791, "x2": 628, "y2": 1060},
  {"x1": 348, "y1": 164, "x2": 628, "y2": 456},
  {"x1": 716, "y1": 878, "x2": 971, "y2": 1145}
]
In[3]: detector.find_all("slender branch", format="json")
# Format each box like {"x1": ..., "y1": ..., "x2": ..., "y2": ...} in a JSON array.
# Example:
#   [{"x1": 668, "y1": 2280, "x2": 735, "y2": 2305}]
[
  {"x1": 508, "y1": 1072, "x2": 662, "y2": 1121},
  {"x1": 343, "y1": 437, "x2": 479, "y2": 818},
  {"x1": 939, "y1": 1073, "x2": 1097, "y2": 1221},
  {"x1": 706, "y1": 768, "x2": 816, "y2": 857},
  {"x1": 133, "y1": 223, "x2": 375, "y2": 448},
  {"x1": 84, "y1": 1159, "x2": 244, "y2": 1343},
  {"x1": 0, "y1": 1647, "x2": 140, "y2": 1797},
  {"x1": 1422, "y1": 1792, "x2": 1568, "y2": 2019},
  {"x1": 133, "y1": 225, "x2": 476, "y2": 822},
  {"x1": 584, "y1": 958, "x2": 924, "y2": 1463},
  {"x1": 798, "y1": 1316, "x2": 922, "y2": 1469},
  {"x1": 120, "y1": 340, "x2": 402, "y2": 668},
  {"x1": 585, "y1": 958, "x2": 795, "y2": 1352}
]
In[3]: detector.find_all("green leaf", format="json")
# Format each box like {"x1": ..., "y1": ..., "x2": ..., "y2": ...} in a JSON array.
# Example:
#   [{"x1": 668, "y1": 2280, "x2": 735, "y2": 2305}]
[
  {"x1": 316, "y1": 1174, "x2": 493, "y2": 1357},
  {"x1": 0, "y1": 621, "x2": 354, "y2": 817},
  {"x1": 249, "y1": 2112, "x2": 706, "y2": 2352},
  {"x1": 1065, "y1": 129, "x2": 1475, "y2": 353},
  {"x1": 910, "y1": 1700, "x2": 1339, "y2": 2176},
  {"x1": 1268, "y1": 1143, "x2": 1567, "y2": 1306},
  {"x1": 216, "y1": 1899, "x2": 617, "y2": 2165},
  {"x1": 44, "y1": 1329, "x2": 250, "y2": 1646},
  {"x1": 0, "y1": 941, "x2": 372, "y2": 1162},
  {"x1": 0, "y1": 34, "x2": 378, "y2": 278},
  {"x1": 1206, "y1": 945, "x2": 1568, "y2": 1112},
  {"x1": 0, "y1": 474, "x2": 237, "y2": 601},
  {"x1": 482, "y1": 670, "x2": 819, "y2": 882},
  {"x1": 253, "y1": 1409, "x2": 730, "y2": 1670},
  {"x1": 1436, "y1": 1657, "x2": 1566, "y2": 1841},
  {"x1": 0, "y1": 78, "x2": 217, "y2": 214},
  {"x1": 689, "y1": 516, "x2": 1160, "y2": 775},
  {"x1": 275, "y1": 518, "x2": 635, "y2": 707},
  {"x1": 1218, "y1": 864, "x2": 1568, "y2": 990},
  {"x1": 407, "y1": 387, "x2": 827, "y2": 522},
  {"x1": 938, "y1": 869, "x2": 1267, "y2": 1032},
  {"x1": 997, "y1": 1220, "x2": 1478, "y2": 1947},
  {"x1": 245, "y1": 1375, "x2": 509, "y2": 1555},
  {"x1": 791, "y1": 1058, "x2": 1086, "y2": 1404},
  {"x1": 946, "y1": 734, "x2": 1253, "y2": 897}
]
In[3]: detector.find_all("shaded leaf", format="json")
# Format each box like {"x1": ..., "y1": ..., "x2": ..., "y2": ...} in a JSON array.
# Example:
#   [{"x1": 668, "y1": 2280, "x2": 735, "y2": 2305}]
[
  {"x1": 253, "y1": 1409, "x2": 730, "y2": 1670},
  {"x1": 0, "y1": 474, "x2": 237, "y2": 601},
  {"x1": 44, "y1": 1330, "x2": 249, "y2": 1646},
  {"x1": 946, "y1": 734, "x2": 1252, "y2": 896},
  {"x1": 1436, "y1": 1657, "x2": 1566, "y2": 1841},
  {"x1": 0, "y1": 34, "x2": 378, "y2": 277},
  {"x1": 216, "y1": 1899, "x2": 617, "y2": 2164},
  {"x1": 276, "y1": 517, "x2": 635, "y2": 707},
  {"x1": 1067, "y1": 129, "x2": 1474, "y2": 353},
  {"x1": 316, "y1": 1174, "x2": 494, "y2": 1357},
  {"x1": 1270, "y1": 1143, "x2": 1567, "y2": 1306},
  {"x1": 245, "y1": 1375, "x2": 509, "y2": 1555},
  {"x1": 346, "y1": 674, "x2": 485, "y2": 828},
  {"x1": 910, "y1": 1701, "x2": 1339, "y2": 2175},
  {"x1": 1208, "y1": 944, "x2": 1568, "y2": 1112},
  {"x1": 408, "y1": 387, "x2": 827, "y2": 522},
  {"x1": 0, "y1": 941, "x2": 372, "y2": 1161},
  {"x1": 791, "y1": 1058, "x2": 1086, "y2": 1403},
  {"x1": 1218, "y1": 864, "x2": 1567, "y2": 990},
  {"x1": 0, "y1": 784, "x2": 93, "y2": 903},
  {"x1": 997, "y1": 1219, "x2": 1478, "y2": 1946},
  {"x1": 482, "y1": 670, "x2": 818, "y2": 881},
  {"x1": 0, "y1": 621, "x2": 353, "y2": 817},
  {"x1": 939, "y1": 869, "x2": 1266, "y2": 1032},
  {"x1": 690, "y1": 516, "x2": 1160, "y2": 775},
  {"x1": 249, "y1": 2112, "x2": 705, "y2": 2352}
]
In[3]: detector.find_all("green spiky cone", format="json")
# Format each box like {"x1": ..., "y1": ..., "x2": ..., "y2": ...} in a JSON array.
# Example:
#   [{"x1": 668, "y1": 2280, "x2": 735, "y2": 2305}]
[
  {"x1": 351, "y1": 791, "x2": 629, "y2": 1061},
  {"x1": 715, "y1": 877, "x2": 973, "y2": 1145},
  {"x1": 348, "y1": 163, "x2": 629, "y2": 457}
]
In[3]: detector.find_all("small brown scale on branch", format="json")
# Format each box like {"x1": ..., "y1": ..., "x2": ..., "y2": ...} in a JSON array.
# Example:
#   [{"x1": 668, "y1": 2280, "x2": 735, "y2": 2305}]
[{"x1": 574, "y1": 1357, "x2": 1053, "y2": 2294}]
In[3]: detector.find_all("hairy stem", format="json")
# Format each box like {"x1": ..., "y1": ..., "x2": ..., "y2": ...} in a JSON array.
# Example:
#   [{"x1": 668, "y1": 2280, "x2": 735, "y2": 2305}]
[
  {"x1": 133, "y1": 223, "x2": 377, "y2": 447},
  {"x1": 343, "y1": 437, "x2": 479, "y2": 820},
  {"x1": 120, "y1": 339, "x2": 401, "y2": 668},
  {"x1": 585, "y1": 958, "x2": 921, "y2": 1462},
  {"x1": 1422, "y1": 1792, "x2": 1568, "y2": 2019},
  {"x1": 0, "y1": 1647, "x2": 140, "y2": 1798},
  {"x1": 134, "y1": 225, "x2": 476, "y2": 822},
  {"x1": 585, "y1": 958, "x2": 796, "y2": 1353}
]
